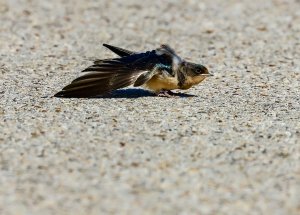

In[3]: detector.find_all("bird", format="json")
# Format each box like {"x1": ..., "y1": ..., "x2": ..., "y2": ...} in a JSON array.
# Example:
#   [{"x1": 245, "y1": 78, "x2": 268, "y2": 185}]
[{"x1": 54, "y1": 44, "x2": 213, "y2": 98}]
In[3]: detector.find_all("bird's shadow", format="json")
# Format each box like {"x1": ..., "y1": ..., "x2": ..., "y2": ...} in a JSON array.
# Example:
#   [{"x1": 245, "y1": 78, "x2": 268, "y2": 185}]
[{"x1": 97, "y1": 88, "x2": 196, "y2": 99}]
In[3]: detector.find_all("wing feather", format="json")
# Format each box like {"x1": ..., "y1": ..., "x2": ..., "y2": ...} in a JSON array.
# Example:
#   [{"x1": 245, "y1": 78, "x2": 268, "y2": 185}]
[
  {"x1": 102, "y1": 44, "x2": 135, "y2": 57},
  {"x1": 54, "y1": 45, "x2": 178, "y2": 98}
]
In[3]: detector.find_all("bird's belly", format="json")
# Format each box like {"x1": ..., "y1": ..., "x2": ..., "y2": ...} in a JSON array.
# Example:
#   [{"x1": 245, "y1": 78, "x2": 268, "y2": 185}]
[{"x1": 144, "y1": 74, "x2": 178, "y2": 92}]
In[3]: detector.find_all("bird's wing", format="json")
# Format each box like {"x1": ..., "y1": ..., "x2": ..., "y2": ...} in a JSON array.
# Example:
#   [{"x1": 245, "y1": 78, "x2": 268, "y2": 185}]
[
  {"x1": 102, "y1": 44, "x2": 136, "y2": 57},
  {"x1": 54, "y1": 51, "x2": 164, "y2": 98},
  {"x1": 155, "y1": 44, "x2": 183, "y2": 76}
]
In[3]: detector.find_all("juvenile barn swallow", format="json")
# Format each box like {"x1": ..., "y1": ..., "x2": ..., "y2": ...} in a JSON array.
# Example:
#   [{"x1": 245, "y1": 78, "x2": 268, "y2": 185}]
[{"x1": 54, "y1": 44, "x2": 213, "y2": 98}]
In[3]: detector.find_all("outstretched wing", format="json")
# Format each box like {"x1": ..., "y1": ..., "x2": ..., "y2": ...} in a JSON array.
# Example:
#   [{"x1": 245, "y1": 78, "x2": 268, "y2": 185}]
[
  {"x1": 93, "y1": 44, "x2": 136, "y2": 64},
  {"x1": 54, "y1": 51, "x2": 163, "y2": 98},
  {"x1": 102, "y1": 44, "x2": 136, "y2": 57}
]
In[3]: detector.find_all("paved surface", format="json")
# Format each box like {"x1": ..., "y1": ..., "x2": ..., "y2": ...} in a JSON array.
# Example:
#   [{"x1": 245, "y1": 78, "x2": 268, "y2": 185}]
[{"x1": 1, "y1": 0, "x2": 300, "y2": 214}]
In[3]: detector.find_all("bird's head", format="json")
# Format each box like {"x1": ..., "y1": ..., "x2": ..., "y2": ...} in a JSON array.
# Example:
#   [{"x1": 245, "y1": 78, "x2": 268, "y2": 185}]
[{"x1": 184, "y1": 62, "x2": 213, "y2": 77}]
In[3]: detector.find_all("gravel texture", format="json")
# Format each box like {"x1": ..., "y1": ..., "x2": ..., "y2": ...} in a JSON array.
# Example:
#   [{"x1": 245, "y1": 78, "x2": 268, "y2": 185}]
[{"x1": 1, "y1": 0, "x2": 300, "y2": 214}]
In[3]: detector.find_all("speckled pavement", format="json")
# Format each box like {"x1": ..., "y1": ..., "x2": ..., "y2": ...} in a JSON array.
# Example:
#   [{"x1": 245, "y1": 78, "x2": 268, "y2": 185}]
[{"x1": 1, "y1": 0, "x2": 300, "y2": 214}]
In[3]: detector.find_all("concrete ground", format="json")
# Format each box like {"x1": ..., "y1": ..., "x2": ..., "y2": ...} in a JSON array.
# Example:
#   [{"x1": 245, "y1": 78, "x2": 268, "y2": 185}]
[{"x1": 1, "y1": 0, "x2": 299, "y2": 214}]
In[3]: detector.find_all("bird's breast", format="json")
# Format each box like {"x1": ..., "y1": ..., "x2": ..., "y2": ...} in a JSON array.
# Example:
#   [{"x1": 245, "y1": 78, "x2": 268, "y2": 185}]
[
  {"x1": 144, "y1": 74, "x2": 178, "y2": 92},
  {"x1": 181, "y1": 75, "x2": 206, "y2": 90}
]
